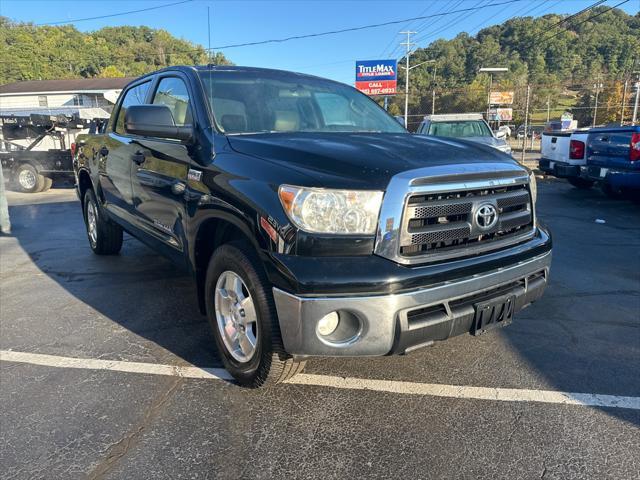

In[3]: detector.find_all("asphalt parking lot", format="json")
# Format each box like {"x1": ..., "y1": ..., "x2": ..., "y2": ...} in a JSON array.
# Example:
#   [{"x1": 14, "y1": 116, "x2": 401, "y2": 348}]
[{"x1": 1, "y1": 180, "x2": 639, "y2": 479}]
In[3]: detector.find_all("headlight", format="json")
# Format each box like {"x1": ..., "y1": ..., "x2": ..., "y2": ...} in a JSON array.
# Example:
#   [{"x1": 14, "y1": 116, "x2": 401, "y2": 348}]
[
  {"x1": 528, "y1": 171, "x2": 537, "y2": 204},
  {"x1": 278, "y1": 185, "x2": 383, "y2": 235}
]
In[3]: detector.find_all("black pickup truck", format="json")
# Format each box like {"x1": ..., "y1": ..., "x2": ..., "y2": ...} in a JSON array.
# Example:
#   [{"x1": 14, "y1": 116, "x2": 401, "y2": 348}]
[{"x1": 73, "y1": 66, "x2": 551, "y2": 387}]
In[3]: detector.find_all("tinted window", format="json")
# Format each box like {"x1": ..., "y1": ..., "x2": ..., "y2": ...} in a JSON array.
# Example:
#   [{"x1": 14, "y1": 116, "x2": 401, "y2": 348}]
[
  {"x1": 198, "y1": 70, "x2": 406, "y2": 135},
  {"x1": 114, "y1": 81, "x2": 151, "y2": 134},
  {"x1": 152, "y1": 77, "x2": 192, "y2": 126},
  {"x1": 427, "y1": 120, "x2": 492, "y2": 138}
]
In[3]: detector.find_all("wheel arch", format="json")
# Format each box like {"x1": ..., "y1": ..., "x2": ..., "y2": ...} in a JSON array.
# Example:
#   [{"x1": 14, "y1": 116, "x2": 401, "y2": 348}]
[
  {"x1": 192, "y1": 212, "x2": 265, "y2": 314},
  {"x1": 77, "y1": 168, "x2": 93, "y2": 210}
]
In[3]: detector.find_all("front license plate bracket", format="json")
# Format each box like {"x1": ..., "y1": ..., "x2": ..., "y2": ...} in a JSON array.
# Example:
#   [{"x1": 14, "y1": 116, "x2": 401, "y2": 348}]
[{"x1": 472, "y1": 294, "x2": 516, "y2": 335}]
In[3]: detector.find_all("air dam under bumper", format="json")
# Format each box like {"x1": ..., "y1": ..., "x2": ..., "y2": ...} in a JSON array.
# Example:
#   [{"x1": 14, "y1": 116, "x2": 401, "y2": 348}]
[{"x1": 273, "y1": 251, "x2": 551, "y2": 356}]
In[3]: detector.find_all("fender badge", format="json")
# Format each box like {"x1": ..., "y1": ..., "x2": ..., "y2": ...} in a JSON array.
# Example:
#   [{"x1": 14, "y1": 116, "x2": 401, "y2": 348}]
[
  {"x1": 260, "y1": 216, "x2": 278, "y2": 243},
  {"x1": 187, "y1": 169, "x2": 202, "y2": 182}
]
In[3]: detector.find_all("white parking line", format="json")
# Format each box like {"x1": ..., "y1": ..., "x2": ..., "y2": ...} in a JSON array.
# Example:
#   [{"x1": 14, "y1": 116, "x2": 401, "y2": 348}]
[{"x1": 2, "y1": 349, "x2": 639, "y2": 410}]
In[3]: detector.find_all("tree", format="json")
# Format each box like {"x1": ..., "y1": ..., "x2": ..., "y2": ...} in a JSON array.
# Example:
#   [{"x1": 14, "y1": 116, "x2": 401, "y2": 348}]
[
  {"x1": 99, "y1": 66, "x2": 125, "y2": 78},
  {"x1": 383, "y1": 6, "x2": 638, "y2": 123},
  {"x1": 0, "y1": 18, "x2": 233, "y2": 84}
]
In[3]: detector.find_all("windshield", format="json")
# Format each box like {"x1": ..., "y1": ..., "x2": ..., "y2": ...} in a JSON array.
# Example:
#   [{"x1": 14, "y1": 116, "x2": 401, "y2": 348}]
[
  {"x1": 427, "y1": 120, "x2": 493, "y2": 138},
  {"x1": 198, "y1": 70, "x2": 407, "y2": 135}
]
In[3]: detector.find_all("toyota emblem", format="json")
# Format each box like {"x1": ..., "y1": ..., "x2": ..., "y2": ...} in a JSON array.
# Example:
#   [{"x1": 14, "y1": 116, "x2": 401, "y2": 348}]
[{"x1": 476, "y1": 203, "x2": 498, "y2": 230}]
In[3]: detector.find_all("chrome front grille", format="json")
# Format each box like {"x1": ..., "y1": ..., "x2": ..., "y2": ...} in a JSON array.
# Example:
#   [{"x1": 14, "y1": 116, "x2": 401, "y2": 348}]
[
  {"x1": 399, "y1": 184, "x2": 534, "y2": 258},
  {"x1": 373, "y1": 164, "x2": 535, "y2": 265}
]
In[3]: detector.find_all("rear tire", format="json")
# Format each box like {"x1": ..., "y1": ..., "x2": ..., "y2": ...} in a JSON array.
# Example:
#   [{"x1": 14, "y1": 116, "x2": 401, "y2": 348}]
[
  {"x1": 15, "y1": 163, "x2": 46, "y2": 193},
  {"x1": 205, "y1": 241, "x2": 305, "y2": 388},
  {"x1": 83, "y1": 189, "x2": 123, "y2": 255},
  {"x1": 40, "y1": 177, "x2": 53, "y2": 192},
  {"x1": 567, "y1": 177, "x2": 594, "y2": 189}
]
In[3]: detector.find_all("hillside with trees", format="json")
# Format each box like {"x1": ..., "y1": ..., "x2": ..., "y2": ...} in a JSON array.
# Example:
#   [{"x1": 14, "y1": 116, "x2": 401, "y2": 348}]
[
  {"x1": 0, "y1": 17, "x2": 231, "y2": 84},
  {"x1": 1, "y1": 7, "x2": 638, "y2": 126},
  {"x1": 388, "y1": 6, "x2": 639, "y2": 127}
]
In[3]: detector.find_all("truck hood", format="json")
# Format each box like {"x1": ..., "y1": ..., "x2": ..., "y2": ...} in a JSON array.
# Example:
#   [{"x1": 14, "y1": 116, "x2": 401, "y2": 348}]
[{"x1": 226, "y1": 132, "x2": 522, "y2": 190}]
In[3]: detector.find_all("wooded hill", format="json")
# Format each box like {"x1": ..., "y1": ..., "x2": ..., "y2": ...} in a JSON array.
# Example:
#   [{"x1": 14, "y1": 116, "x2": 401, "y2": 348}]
[
  {"x1": 0, "y1": 18, "x2": 231, "y2": 84},
  {"x1": 388, "y1": 6, "x2": 639, "y2": 126}
]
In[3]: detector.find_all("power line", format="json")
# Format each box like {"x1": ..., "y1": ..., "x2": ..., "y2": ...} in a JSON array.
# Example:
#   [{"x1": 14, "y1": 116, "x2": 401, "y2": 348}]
[
  {"x1": 35, "y1": 0, "x2": 194, "y2": 26},
  {"x1": 544, "y1": 0, "x2": 608, "y2": 32},
  {"x1": 378, "y1": 1, "x2": 436, "y2": 58},
  {"x1": 209, "y1": 0, "x2": 527, "y2": 50},
  {"x1": 413, "y1": 0, "x2": 486, "y2": 46},
  {"x1": 542, "y1": 0, "x2": 630, "y2": 42},
  {"x1": 410, "y1": 0, "x2": 464, "y2": 43}
]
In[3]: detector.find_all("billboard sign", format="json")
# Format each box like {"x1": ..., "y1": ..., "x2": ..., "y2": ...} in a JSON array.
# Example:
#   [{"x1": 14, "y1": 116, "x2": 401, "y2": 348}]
[
  {"x1": 489, "y1": 108, "x2": 513, "y2": 121},
  {"x1": 489, "y1": 91, "x2": 515, "y2": 105},
  {"x1": 355, "y1": 60, "x2": 397, "y2": 96},
  {"x1": 561, "y1": 111, "x2": 573, "y2": 130}
]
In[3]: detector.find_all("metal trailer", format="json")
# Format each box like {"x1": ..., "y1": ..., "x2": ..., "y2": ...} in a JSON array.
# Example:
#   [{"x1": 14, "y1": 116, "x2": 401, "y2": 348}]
[{"x1": 0, "y1": 107, "x2": 110, "y2": 193}]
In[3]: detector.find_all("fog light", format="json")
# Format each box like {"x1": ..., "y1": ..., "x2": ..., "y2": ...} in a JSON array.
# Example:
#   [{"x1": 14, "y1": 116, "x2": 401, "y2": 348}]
[{"x1": 317, "y1": 312, "x2": 340, "y2": 336}]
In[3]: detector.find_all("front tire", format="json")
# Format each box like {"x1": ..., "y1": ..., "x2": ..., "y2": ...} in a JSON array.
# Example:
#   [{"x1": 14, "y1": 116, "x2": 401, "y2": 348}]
[
  {"x1": 83, "y1": 189, "x2": 123, "y2": 255},
  {"x1": 205, "y1": 241, "x2": 305, "y2": 387}
]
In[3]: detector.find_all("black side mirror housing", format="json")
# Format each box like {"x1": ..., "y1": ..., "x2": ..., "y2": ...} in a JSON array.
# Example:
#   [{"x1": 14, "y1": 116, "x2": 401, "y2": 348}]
[{"x1": 124, "y1": 104, "x2": 193, "y2": 142}]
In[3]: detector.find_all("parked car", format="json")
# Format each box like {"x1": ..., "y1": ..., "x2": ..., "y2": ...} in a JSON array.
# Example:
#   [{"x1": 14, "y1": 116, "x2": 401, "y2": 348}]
[
  {"x1": 516, "y1": 125, "x2": 543, "y2": 140},
  {"x1": 73, "y1": 66, "x2": 551, "y2": 387},
  {"x1": 585, "y1": 125, "x2": 640, "y2": 197},
  {"x1": 496, "y1": 125, "x2": 511, "y2": 138},
  {"x1": 416, "y1": 113, "x2": 512, "y2": 154},
  {"x1": 539, "y1": 129, "x2": 593, "y2": 188}
]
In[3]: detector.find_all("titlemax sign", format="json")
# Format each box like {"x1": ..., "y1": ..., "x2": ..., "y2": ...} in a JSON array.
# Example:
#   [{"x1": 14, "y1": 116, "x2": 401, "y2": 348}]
[
  {"x1": 357, "y1": 63, "x2": 395, "y2": 78},
  {"x1": 355, "y1": 59, "x2": 397, "y2": 96}
]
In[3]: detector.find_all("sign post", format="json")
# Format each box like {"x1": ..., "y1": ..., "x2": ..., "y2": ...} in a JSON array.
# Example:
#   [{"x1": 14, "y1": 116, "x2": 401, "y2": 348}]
[{"x1": 355, "y1": 60, "x2": 398, "y2": 96}]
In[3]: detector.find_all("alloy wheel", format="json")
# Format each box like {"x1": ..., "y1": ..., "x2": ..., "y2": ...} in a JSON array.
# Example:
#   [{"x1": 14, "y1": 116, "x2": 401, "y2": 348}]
[{"x1": 214, "y1": 270, "x2": 258, "y2": 363}]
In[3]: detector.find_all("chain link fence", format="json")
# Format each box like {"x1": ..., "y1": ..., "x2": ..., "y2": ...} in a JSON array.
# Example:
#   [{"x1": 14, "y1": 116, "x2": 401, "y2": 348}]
[{"x1": 389, "y1": 78, "x2": 639, "y2": 154}]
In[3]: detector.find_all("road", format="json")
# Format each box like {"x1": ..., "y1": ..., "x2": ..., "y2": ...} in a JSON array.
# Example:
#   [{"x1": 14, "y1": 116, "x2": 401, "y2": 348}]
[{"x1": 1, "y1": 180, "x2": 639, "y2": 479}]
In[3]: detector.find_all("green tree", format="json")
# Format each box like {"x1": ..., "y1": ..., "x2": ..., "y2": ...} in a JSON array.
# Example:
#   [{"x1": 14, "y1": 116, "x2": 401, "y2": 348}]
[{"x1": 0, "y1": 18, "x2": 233, "y2": 84}]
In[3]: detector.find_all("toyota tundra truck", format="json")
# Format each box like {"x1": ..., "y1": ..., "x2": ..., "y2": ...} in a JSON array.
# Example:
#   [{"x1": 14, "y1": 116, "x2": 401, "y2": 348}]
[{"x1": 73, "y1": 66, "x2": 551, "y2": 387}]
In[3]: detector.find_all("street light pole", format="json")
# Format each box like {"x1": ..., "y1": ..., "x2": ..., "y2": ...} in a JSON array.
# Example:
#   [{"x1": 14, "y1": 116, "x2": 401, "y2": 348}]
[{"x1": 400, "y1": 31, "x2": 416, "y2": 129}]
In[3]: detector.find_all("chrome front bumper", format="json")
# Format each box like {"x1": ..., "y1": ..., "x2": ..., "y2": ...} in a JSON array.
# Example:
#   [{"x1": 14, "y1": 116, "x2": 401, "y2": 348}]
[{"x1": 273, "y1": 251, "x2": 551, "y2": 356}]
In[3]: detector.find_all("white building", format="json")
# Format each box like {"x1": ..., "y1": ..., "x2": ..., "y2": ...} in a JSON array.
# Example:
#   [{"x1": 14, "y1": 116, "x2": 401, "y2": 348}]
[{"x1": 0, "y1": 77, "x2": 135, "y2": 111}]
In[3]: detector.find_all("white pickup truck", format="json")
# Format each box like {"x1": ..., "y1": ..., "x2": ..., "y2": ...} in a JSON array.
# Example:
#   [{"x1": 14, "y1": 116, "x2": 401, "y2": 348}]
[{"x1": 538, "y1": 129, "x2": 593, "y2": 189}]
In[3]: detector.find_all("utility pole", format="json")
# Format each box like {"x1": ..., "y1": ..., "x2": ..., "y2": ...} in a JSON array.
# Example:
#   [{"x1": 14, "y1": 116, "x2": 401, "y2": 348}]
[
  {"x1": 432, "y1": 90, "x2": 436, "y2": 115},
  {"x1": 521, "y1": 84, "x2": 530, "y2": 164},
  {"x1": 593, "y1": 79, "x2": 603, "y2": 127},
  {"x1": 432, "y1": 64, "x2": 437, "y2": 115},
  {"x1": 546, "y1": 95, "x2": 550, "y2": 123},
  {"x1": 400, "y1": 31, "x2": 416, "y2": 128},
  {"x1": 632, "y1": 74, "x2": 640, "y2": 125},
  {"x1": 620, "y1": 80, "x2": 628, "y2": 126}
]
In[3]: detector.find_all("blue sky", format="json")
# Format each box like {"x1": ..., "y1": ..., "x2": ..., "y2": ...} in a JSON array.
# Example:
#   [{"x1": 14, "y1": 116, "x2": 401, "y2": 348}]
[{"x1": 1, "y1": 0, "x2": 638, "y2": 84}]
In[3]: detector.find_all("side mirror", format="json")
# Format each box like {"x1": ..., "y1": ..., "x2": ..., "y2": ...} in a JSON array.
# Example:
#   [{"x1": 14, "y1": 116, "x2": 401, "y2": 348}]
[
  {"x1": 125, "y1": 104, "x2": 193, "y2": 142},
  {"x1": 495, "y1": 129, "x2": 507, "y2": 139}
]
